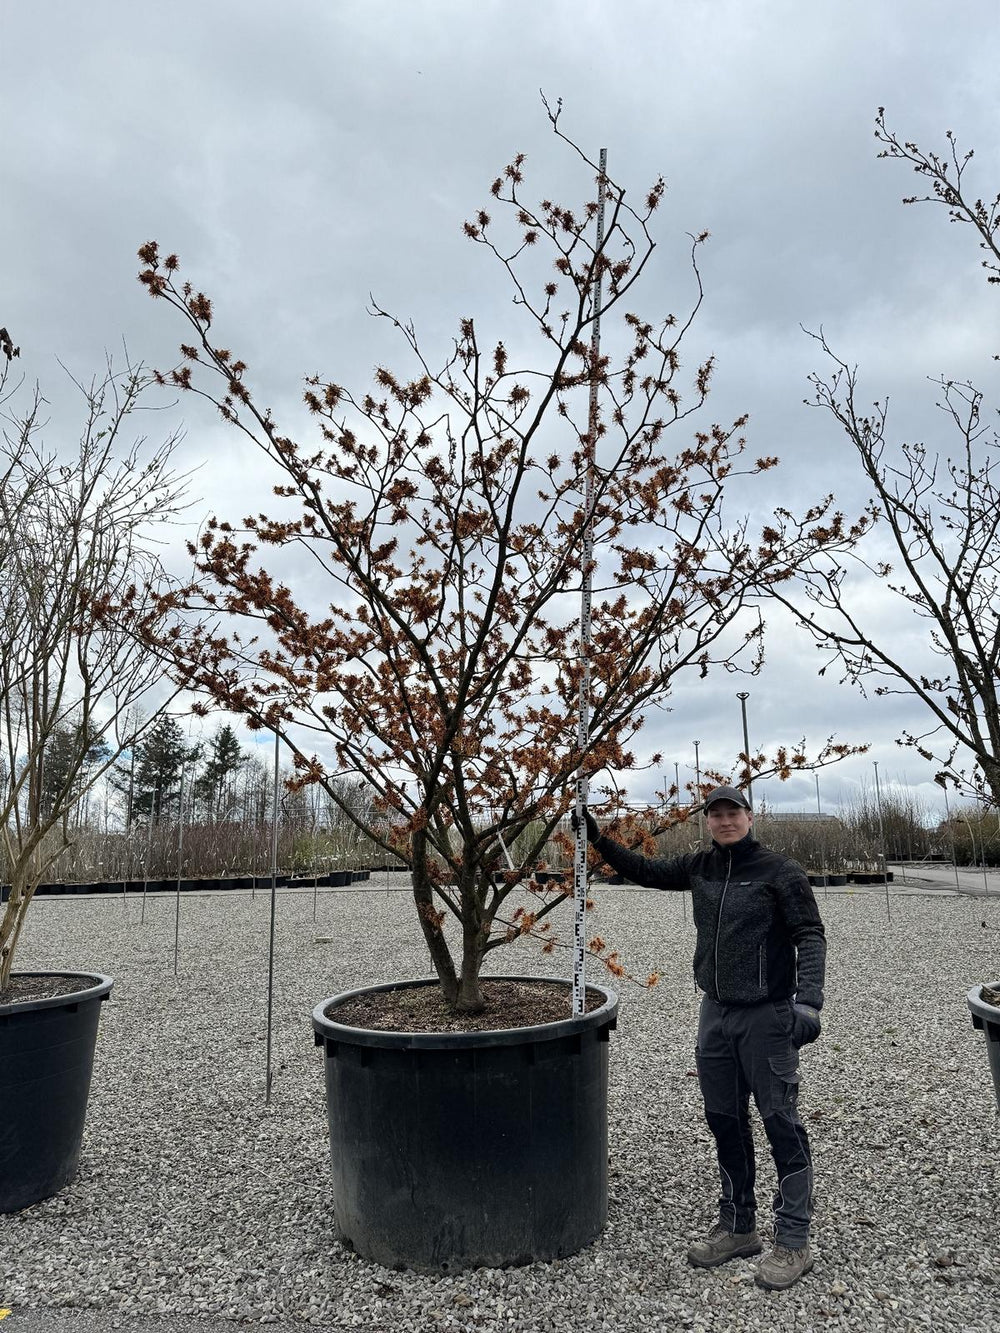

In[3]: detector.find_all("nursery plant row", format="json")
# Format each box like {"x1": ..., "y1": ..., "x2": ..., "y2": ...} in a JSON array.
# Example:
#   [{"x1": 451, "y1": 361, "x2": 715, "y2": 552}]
[{"x1": 0, "y1": 869, "x2": 375, "y2": 901}]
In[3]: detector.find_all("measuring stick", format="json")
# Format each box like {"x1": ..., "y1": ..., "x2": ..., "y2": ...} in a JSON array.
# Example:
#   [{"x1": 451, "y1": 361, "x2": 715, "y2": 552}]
[{"x1": 572, "y1": 148, "x2": 608, "y2": 1016}]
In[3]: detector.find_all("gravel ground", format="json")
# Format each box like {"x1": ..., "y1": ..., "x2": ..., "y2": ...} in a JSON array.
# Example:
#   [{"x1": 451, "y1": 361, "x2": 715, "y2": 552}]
[{"x1": 3, "y1": 875, "x2": 999, "y2": 1332}]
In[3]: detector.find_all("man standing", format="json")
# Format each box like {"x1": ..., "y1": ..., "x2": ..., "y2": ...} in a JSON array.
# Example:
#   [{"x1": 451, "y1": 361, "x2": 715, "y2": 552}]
[{"x1": 582, "y1": 785, "x2": 825, "y2": 1291}]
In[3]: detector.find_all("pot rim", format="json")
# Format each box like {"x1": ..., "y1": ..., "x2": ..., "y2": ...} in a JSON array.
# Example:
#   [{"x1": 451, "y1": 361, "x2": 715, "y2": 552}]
[
  {"x1": 0, "y1": 971, "x2": 114, "y2": 1017},
  {"x1": 967, "y1": 981, "x2": 1000, "y2": 1018},
  {"x1": 312, "y1": 973, "x2": 619, "y2": 1050}
]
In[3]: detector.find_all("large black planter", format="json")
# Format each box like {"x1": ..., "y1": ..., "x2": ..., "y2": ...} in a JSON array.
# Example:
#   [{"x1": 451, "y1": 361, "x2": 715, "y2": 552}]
[
  {"x1": 0, "y1": 972, "x2": 113, "y2": 1212},
  {"x1": 312, "y1": 975, "x2": 618, "y2": 1272},
  {"x1": 967, "y1": 981, "x2": 1000, "y2": 1112}
]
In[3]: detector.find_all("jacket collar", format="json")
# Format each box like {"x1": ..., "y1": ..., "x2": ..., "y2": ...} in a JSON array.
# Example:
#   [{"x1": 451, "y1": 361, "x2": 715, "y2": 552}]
[{"x1": 711, "y1": 832, "x2": 758, "y2": 860}]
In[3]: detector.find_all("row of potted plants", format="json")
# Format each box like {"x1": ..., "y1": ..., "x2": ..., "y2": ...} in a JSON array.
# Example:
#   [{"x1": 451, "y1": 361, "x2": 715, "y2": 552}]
[{"x1": 1, "y1": 869, "x2": 373, "y2": 900}]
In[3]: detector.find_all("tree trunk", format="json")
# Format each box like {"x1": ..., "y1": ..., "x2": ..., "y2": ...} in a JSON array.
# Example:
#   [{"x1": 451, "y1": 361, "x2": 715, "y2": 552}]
[
  {"x1": 456, "y1": 864, "x2": 489, "y2": 1013},
  {"x1": 979, "y1": 756, "x2": 1000, "y2": 810},
  {"x1": 411, "y1": 856, "x2": 459, "y2": 1007},
  {"x1": 0, "y1": 871, "x2": 35, "y2": 993}
]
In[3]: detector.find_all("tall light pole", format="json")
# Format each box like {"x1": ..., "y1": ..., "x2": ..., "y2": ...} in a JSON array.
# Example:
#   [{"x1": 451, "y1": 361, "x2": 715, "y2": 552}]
[
  {"x1": 694, "y1": 741, "x2": 703, "y2": 842},
  {"x1": 737, "y1": 692, "x2": 753, "y2": 809}
]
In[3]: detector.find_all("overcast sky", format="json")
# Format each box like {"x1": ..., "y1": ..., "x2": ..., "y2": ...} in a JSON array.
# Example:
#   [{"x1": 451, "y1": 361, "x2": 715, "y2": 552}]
[{"x1": 3, "y1": 0, "x2": 999, "y2": 819}]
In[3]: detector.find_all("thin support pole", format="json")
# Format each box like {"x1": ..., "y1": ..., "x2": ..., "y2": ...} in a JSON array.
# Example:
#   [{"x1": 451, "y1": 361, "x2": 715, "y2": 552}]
[
  {"x1": 873, "y1": 761, "x2": 890, "y2": 923},
  {"x1": 678, "y1": 756, "x2": 687, "y2": 923},
  {"x1": 815, "y1": 771, "x2": 828, "y2": 900},
  {"x1": 986, "y1": 799, "x2": 997, "y2": 895},
  {"x1": 265, "y1": 729, "x2": 280, "y2": 1104},
  {"x1": 141, "y1": 792, "x2": 156, "y2": 925},
  {"x1": 943, "y1": 787, "x2": 962, "y2": 892},
  {"x1": 173, "y1": 772, "x2": 185, "y2": 975},
  {"x1": 312, "y1": 786, "x2": 320, "y2": 923},
  {"x1": 694, "y1": 742, "x2": 703, "y2": 843},
  {"x1": 572, "y1": 146, "x2": 608, "y2": 1018}
]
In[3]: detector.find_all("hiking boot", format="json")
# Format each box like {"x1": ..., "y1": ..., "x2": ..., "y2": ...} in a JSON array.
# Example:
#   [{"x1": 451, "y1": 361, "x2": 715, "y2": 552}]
[
  {"x1": 754, "y1": 1241, "x2": 814, "y2": 1290},
  {"x1": 687, "y1": 1222, "x2": 763, "y2": 1268}
]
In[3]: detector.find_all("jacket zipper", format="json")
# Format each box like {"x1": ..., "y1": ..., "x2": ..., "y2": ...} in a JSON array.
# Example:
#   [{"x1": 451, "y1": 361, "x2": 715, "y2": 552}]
[{"x1": 713, "y1": 851, "x2": 732, "y2": 1000}]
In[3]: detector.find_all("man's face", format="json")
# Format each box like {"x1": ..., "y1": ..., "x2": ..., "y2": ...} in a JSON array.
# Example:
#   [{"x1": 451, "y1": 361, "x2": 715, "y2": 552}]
[{"x1": 706, "y1": 799, "x2": 752, "y2": 845}]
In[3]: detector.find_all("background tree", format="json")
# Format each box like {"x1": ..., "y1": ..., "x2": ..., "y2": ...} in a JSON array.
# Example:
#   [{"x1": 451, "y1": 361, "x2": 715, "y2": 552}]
[
  {"x1": 140, "y1": 114, "x2": 858, "y2": 1011},
  {"x1": 768, "y1": 110, "x2": 1000, "y2": 806},
  {"x1": 131, "y1": 712, "x2": 198, "y2": 823},
  {"x1": 39, "y1": 719, "x2": 110, "y2": 822},
  {"x1": 192, "y1": 722, "x2": 246, "y2": 822},
  {"x1": 0, "y1": 355, "x2": 191, "y2": 991}
]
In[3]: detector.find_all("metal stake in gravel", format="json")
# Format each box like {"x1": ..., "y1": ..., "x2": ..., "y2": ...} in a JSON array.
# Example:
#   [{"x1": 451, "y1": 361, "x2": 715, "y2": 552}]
[
  {"x1": 174, "y1": 768, "x2": 186, "y2": 975},
  {"x1": 140, "y1": 792, "x2": 155, "y2": 925},
  {"x1": 571, "y1": 147, "x2": 607, "y2": 1018},
  {"x1": 265, "y1": 727, "x2": 280, "y2": 1104},
  {"x1": 873, "y1": 760, "x2": 891, "y2": 923},
  {"x1": 941, "y1": 785, "x2": 964, "y2": 892},
  {"x1": 311, "y1": 785, "x2": 320, "y2": 922}
]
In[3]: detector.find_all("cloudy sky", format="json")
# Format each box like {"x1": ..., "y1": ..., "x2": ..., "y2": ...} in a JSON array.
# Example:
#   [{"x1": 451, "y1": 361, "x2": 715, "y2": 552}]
[{"x1": 3, "y1": 0, "x2": 999, "y2": 819}]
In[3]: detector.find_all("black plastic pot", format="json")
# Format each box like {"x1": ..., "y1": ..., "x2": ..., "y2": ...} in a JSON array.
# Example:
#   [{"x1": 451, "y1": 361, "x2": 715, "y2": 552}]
[
  {"x1": 0, "y1": 972, "x2": 113, "y2": 1212},
  {"x1": 312, "y1": 975, "x2": 618, "y2": 1272},
  {"x1": 967, "y1": 982, "x2": 1000, "y2": 1112}
]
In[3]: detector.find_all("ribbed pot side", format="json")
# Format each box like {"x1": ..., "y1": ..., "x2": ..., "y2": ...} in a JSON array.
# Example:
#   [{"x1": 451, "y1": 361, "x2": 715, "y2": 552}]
[
  {"x1": 312, "y1": 976, "x2": 618, "y2": 1272},
  {"x1": 1, "y1": 972, "x2": 113, "y2": 1213}
]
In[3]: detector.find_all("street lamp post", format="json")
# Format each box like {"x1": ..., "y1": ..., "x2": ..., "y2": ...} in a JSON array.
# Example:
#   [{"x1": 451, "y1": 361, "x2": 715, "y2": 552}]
[{"x1": 736, "y1": 692, "x2": 753, "y2": 809}]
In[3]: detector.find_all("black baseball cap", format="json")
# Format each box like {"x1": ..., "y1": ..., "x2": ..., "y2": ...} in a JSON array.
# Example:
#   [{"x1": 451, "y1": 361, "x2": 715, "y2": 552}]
[{"x1": 704, "y1": 785, "x2": 752, "y2": 810}]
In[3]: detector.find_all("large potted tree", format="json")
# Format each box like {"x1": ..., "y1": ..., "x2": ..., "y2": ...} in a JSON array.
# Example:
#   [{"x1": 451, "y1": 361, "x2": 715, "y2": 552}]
[
  {"x1": 138, "y1": 109, "x2": 861, "y2": 1269},
  {"x1": 0, "y1": 348, "x2": 189, "y2": 1212},
  {"x1": 967, "y1": 980, "x2": 1000, "y2": 1114}
]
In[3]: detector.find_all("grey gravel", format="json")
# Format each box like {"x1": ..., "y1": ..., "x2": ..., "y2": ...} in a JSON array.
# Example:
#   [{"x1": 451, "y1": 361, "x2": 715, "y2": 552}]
[{"x1": 3, "y1": 872, "x2": 999, "y2": 1332}]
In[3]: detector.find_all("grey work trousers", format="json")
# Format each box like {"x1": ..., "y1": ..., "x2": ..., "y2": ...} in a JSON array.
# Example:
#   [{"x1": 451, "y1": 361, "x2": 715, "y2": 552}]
[{"x1": 695, "y1": 994, "x2": 813, "y2": 1247}]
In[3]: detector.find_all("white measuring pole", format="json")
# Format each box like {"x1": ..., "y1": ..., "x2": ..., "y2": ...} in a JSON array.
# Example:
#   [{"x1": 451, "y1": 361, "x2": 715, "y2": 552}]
[{"x1": 572, "y1": 148, "x2": 608, "y2": 1017}]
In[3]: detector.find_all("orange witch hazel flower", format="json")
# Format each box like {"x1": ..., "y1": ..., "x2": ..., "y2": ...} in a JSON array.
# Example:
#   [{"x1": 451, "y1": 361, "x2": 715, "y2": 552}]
[{"x1": 139, "y1": 108, "x2": 865, "y2": 1015}]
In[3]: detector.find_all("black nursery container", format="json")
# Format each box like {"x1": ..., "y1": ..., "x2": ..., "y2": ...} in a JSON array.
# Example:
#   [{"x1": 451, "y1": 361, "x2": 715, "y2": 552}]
[
  {"x1": 0, "y1": 972, "x2": 113, "y2": 1212},
  {"x1": 312, "y1": 976, "x2": 618, "y2": 1272},
  {"x1": 967, "y1": 982, "x2": 1000, "y2": 1112}
]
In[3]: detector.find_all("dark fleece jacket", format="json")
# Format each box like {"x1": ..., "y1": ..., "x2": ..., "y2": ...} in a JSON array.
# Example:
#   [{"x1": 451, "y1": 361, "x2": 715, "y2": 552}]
[{"x1": 592, "y1": 830, "x2": 826, "y2": 1010}]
